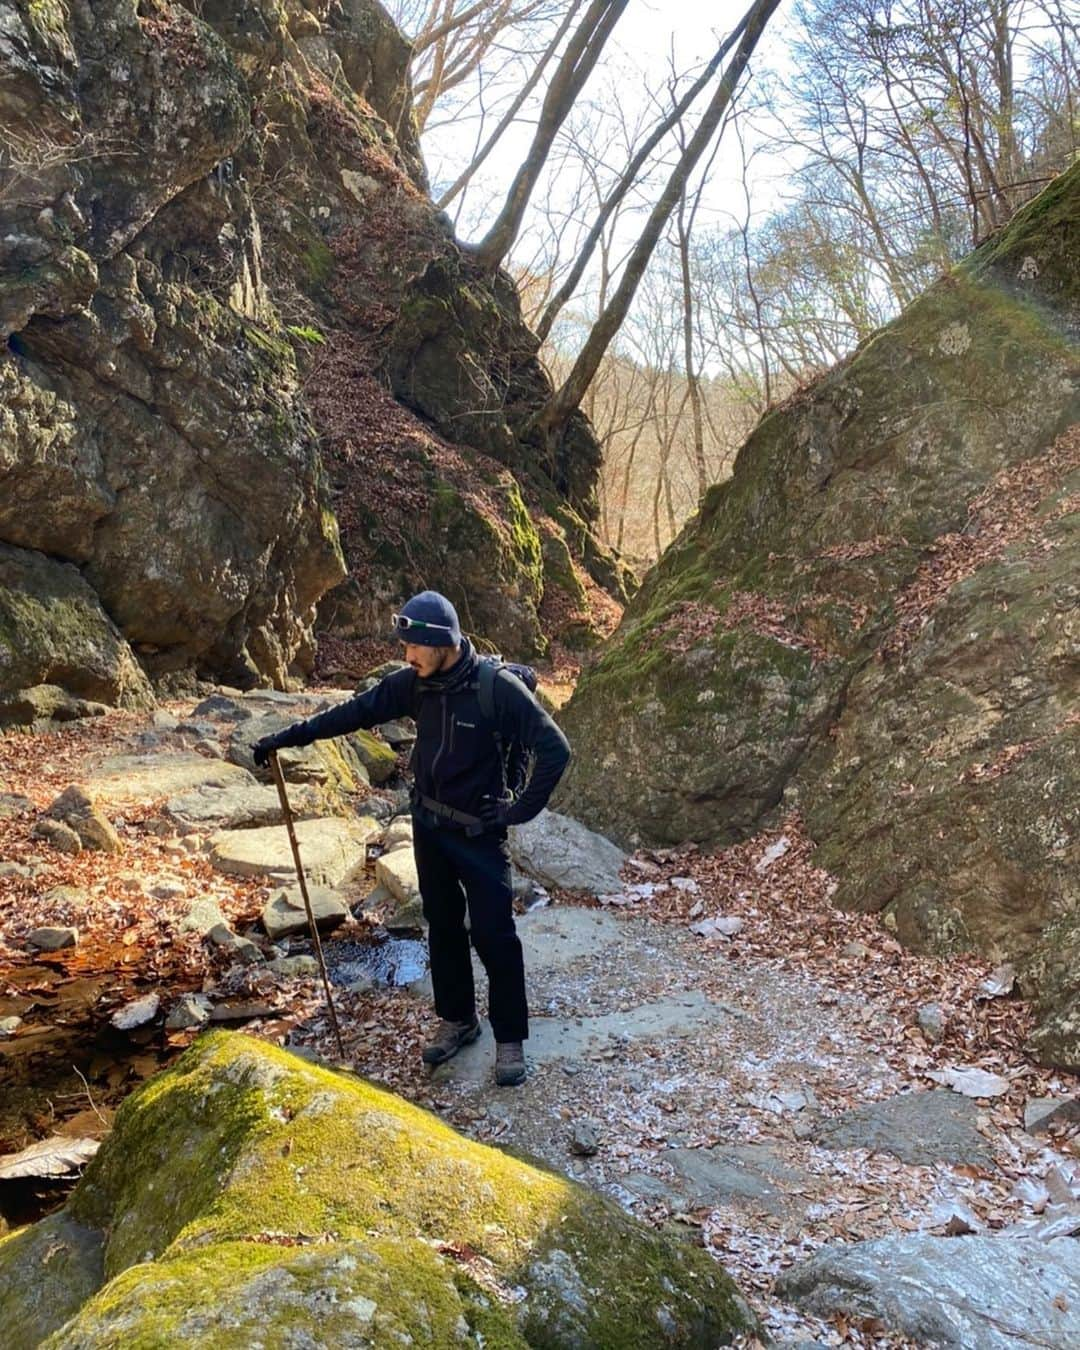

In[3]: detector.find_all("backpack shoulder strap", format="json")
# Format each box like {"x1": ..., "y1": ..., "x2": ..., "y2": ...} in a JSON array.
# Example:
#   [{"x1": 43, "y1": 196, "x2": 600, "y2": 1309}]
[{"x1": 476, "y1": 658, "x2": 498, "y2": 725}]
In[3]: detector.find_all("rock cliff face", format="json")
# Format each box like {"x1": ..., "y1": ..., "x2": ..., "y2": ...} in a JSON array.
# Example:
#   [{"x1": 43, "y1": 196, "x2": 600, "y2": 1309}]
[
  {"x1": 1, "y1": 0, "x2": 623, "y2": 714},
  {"x1": 558, "y1": 163, "x2": 1079, "y2": 1067}
]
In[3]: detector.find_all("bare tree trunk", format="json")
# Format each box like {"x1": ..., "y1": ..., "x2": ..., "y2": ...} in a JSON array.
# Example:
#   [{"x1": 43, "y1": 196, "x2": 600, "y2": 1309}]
[
  {"x1": 663, "y1": 456, "x2": 678, "y2": 543},
  {"x1": 470, "y1": 0, "x2": 628, "y2": 272},
  {"x1": 534, "y1": 13, "x2": 750, "y2": 343},
  {"x1": 436, "y1": 0, "x2": 586, "y2": 208},
  {"x1": 675, "y1": 194, "x2": 707, "y2": 501},
  {"x1": 614, "y1": 386, "x2": 656, "y2": 551},
  {"x1": 532, "y1": 0, "x2": 782, "y2": 446}
]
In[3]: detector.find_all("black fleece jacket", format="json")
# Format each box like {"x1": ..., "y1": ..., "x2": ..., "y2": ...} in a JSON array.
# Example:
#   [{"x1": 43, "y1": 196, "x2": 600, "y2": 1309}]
[{"x1": 272, "y1": 639, "x2": 570, "y2": 828}]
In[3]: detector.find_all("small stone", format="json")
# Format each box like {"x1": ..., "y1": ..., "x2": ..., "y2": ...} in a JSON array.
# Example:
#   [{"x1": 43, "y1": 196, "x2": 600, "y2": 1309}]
[
  {"x1": 375, "y1": 850, "x2": 424, "y2": 930},
  {"x1": 45, "y1": 785, "x2": 122, "y2": 853},
  {"x1": 361, "y1": 796, "x2": 395, "y2": 823},
  {"x1": 268, "y1": 955, "x2": 320, "y2": 979},
  {"x1": 690, "y1": 915, "x2": 743, "y2": 938},
  {"x1": 0, "y1": 862, "x2": 32, "y2": 879},
  {"x1": 842, "y1": 941, "x2": 871, "y2": 959},
  {"x1": 150, "y1": 879, "x2": 187, "y2": 901},
  {"x1": 194, "y1": 739, "x2": 225, "y2": 759},
  {"x1": 192, "y1": 694, "x2": 254, "y2": 721},
  {"x1": 165, "y1": 993, "x2": 212, "y2": 1030},
  {"x1": 917, "y1": 1003, "x2": 946, "y2": 1042},
  {"x1": 177, "y1": 895, "x2": 228, "y2": 936},
  {"x1": 261, "y1": 886, "x2": 349, "y2": 941},
  {"x1": 0, "y1": 793, "x2": 34, "y2": 820},
  {"x1": 42, "y1": 884, "x2": 89, "y2": 912},
  {"x1": 374, "y1": 718, "x2": 415, "y2": 747},
  {"x1": 345, "y1": 974, "x2": 375, "y2": 995},
  {"x1": 118, "y1": 873, "x2": 145, "y2": 894},
  {"x1": 1024, "y1": 1096, "x2": 1080, "y2": 1134},
  {"x1": 177, "y1": 720, "x2": 218, "y2": 738},
  {"x1": 27, "y1": 926, "x2": 78, "y2": 951},
  {"x1": 382, "y1": 817, "x2": 413, "y2": 852},
  {"x1": 0, "y1": 1016, "x2": 23, "y2": 1037},
  {"x1": 207, "y1": 923, "x2": 263, "y2": 964},
  {"x1": 31, "y1": 818, "x2": 82, "y2": 854},
  {"x1": 111, "y1": 993, "x2": 161, "y2": 1030},
  {"x1": 569, "y1": 1119, "x2": 601, "y2": 1156},
  {"x1": 180, "y1": 835, "x2": 203, "y2": 853},
  {"x1": 152, "y1": 711, "x2": 180, "y2": 731}
]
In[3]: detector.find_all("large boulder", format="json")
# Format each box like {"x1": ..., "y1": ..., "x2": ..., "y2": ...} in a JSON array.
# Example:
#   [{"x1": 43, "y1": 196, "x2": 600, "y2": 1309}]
[
  {"x1": 0, "y1": 543, "x2": 152, "y2": 723},
  {"x1": 509, "y1": 809, "x2": 626, "y2": 896},
  {"x1": 208, "y1": 815, "x2": 379, "y2": 886},
  {"x1": 775, "y1": 1234, "x2": 1080, "y2": 1348},
  {"x1": 556, "y1": 164, "x2": 1080, "y2": 1064},
  {"x1": 560, "y1": 162, "x2": 1080, "y2": 849},
  {"x1": 801, "y1": 472, "x2": 1078, "y2": 961},
  {"x1": 228, "y1": 714, "x2": 371, "y2": 794},
  {"x1": 0, "y1": 1032, "x2": 758, "y2": 1348}
]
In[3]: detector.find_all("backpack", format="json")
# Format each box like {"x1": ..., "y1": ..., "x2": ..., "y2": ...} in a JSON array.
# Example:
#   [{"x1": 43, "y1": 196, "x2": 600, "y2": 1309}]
[{"x1": 476, "y1": 656, "x2": 538, "y2": 800}]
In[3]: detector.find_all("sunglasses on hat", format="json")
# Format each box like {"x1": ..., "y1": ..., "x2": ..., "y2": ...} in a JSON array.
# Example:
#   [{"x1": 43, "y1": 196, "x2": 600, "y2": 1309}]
[{"x1": 391, "y1": 613, "x2": 454, "y2": 635}]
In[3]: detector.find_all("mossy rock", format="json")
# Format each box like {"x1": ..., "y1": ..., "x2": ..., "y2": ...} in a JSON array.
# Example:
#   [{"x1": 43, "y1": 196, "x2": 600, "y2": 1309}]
[
  {"x1": 346, "y1": 727, "x2": 397, "y2": 784},
  {"x1": 0, "y1": 543, "x2": 153, "y2": 719},
  {"x1": 0, "y1": 1211, "x2": 104, "y2": 1350},
  {"x1": 425, "y1": 478, "x2": 546, "y2": 657},
  {"x1": 0, "y1": 1032, "x2": 758, "y2": 1347},
  {"x1": 559, "y1": 162, "x2": 1080, "y2": 850}
]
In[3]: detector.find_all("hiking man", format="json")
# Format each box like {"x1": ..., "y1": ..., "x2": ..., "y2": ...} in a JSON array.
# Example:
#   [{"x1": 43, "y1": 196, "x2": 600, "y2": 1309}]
[{"x1": 253, "y1": 590, "x2": 571, "y2": 1086}]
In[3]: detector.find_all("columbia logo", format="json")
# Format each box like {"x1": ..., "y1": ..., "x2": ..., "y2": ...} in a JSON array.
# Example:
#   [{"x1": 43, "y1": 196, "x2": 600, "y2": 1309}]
[{"x1": 456, "y1": 721, "x2": 476, "y2": 729}]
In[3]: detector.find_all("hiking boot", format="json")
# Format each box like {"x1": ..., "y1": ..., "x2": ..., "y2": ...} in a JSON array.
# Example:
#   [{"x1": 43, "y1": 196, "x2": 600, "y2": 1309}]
[
  {"x1": 422, "y1": 1017, "x2": 481, "y2": 1066},
  {"x1": 495, "y1": 1041, "x2": 526, "y2": 1087}
]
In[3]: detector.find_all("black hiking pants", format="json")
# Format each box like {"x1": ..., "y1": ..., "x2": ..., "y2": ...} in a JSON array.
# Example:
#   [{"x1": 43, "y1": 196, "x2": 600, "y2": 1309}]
[{"x1": 412, "y1": 818, "x2": 528, "y2": 1044}]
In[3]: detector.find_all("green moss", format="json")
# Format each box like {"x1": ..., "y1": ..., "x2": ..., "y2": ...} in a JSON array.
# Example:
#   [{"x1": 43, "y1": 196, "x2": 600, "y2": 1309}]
[
  {"x1": 541, "y1": 528, "x2": 587, "y2": 605},
  {"x1": 286, "y1": 324, "x2": 326, "y2": 344},
  {"x1": 244, "y1": 323, "x2": 293, "y2": 363},
  {"x1": 502, "y1": 481, "x2": 543, "y2": 589},
  {"x1": 40, "y1": 1034, "x2": 756, "y2": 1345},
  {"x1": 346, "y1": 728, "x2": 396, "y2": 783},
  {"x1": 26, "y1": 0, "x2": 66, "y2": 36},
  {"x1": 966, "y1": 158, "x2": 1080, "y2": 302},
  {"x1": 301, "y1": 237, "x2": 334, "y2": 288},
  {"x1": 51, "y1": 1236, "x2": 527, "y2": 1349}
]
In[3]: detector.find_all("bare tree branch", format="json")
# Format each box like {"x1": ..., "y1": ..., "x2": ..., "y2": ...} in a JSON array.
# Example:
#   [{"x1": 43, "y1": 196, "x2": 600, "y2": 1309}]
[{"x1": 470, "y1": 0, "x2": 629, "y2": 272}]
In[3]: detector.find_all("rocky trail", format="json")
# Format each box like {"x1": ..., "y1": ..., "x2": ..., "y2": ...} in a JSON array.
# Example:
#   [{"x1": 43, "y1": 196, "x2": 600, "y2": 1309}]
[{"x1": 1, "y1": 692, "x2": 1079, "y2": 1348}]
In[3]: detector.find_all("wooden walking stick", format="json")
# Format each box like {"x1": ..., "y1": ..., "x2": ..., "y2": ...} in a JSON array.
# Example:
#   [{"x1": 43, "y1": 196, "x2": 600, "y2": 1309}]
[{"x1": 268, "y1": 750, "x2": 346, "y2": 1060}]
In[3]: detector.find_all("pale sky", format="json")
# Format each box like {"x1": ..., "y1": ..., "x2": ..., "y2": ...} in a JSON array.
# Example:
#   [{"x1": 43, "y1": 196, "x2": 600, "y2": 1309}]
[{"x1": 419, "y1": 1, "x2": 802, "y2": 257}]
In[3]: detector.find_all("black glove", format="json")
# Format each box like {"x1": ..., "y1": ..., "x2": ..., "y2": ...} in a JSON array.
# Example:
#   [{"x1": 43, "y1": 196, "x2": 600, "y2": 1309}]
[
  {"x1": 480, "y1": 795, "x2": 534, "y2": 829},
  {"x1": 253, "y1": 729, "x2": 291, "y2": 767},
  {"x1": 479, "y1": 795, "x2": 511, "y2": 829}
]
